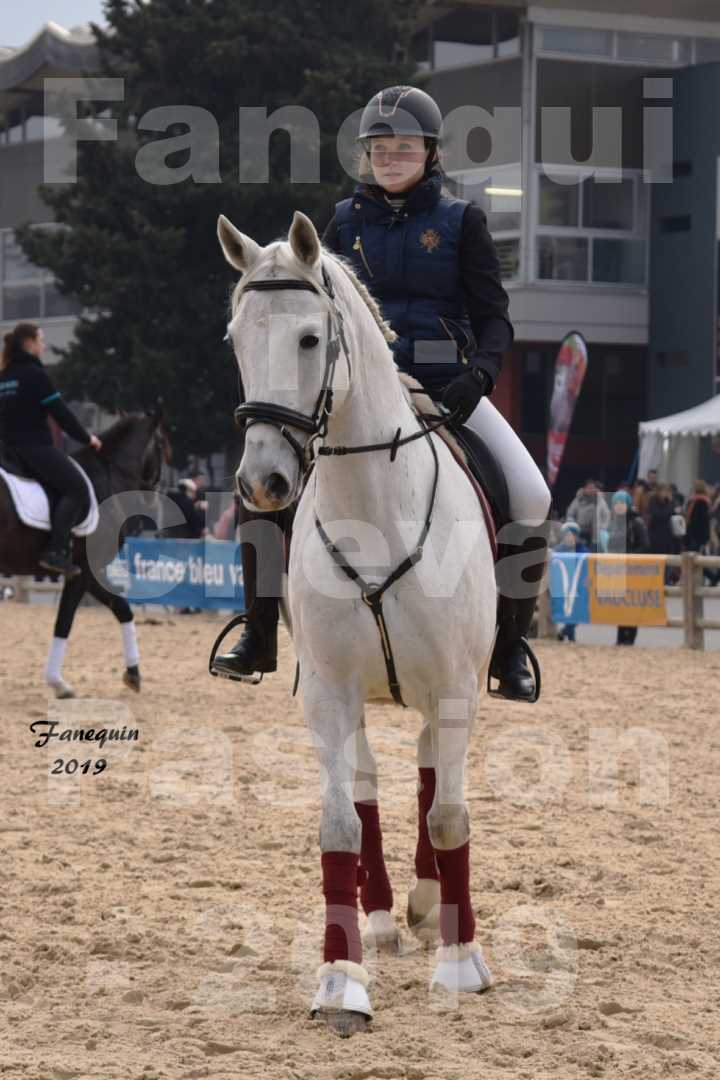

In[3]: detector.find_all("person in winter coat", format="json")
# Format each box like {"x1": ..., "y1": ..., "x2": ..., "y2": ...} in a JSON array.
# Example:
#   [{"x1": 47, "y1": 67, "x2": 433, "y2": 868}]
[
  {"x1": 163, "y1": 479, "x2": 205, "y2": 540},
  {"x1": 648, "y1": 483, "x2": 677, "y2": 555},
  {"x1": 608, "y1": 490, "x2": 649, "y2": 646},
  {"x1": 553, "y1": 521, "x2": 589, "y2": 642},
  {"x1": 566, "y1": 479, "x2": 610, "y2": 549},
  {"x1": 685, "y1": 480, "x2": 711, "y2": 552}
]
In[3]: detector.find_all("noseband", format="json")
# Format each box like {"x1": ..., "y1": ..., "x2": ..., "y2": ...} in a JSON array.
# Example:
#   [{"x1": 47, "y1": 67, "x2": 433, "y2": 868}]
[{"x1": 232, "y1": 264, "x2": 350, "y2": 469}]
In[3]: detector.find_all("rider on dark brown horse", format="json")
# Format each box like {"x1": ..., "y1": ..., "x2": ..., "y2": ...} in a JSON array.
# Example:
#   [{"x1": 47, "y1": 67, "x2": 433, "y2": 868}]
[{"x1": 0, "y1": 322, "x2": 103, "y2": 578}]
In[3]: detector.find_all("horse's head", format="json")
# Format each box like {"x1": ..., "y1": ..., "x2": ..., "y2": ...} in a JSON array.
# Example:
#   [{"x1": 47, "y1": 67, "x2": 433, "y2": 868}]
[
  {"x1": 88, "y1": 408, "x2": 170, "y2": 494},
  {"x1": 218, "y1": 211, "x2": 351, "y2": 512},
  {"x1": 140, "y1": 402, "x2": 171, "y2": 491}
]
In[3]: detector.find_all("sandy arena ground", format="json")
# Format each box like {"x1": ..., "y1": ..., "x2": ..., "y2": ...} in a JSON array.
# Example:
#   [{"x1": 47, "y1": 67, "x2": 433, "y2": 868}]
[{"x1": 1, "y1": 604, "x2": 719, "y2": 1080}]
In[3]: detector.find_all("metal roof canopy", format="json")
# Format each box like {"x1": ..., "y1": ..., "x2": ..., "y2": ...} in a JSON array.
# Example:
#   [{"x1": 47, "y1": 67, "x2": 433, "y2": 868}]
[
  {"x1": 639, "y1": 395, "x2": 720, "y2": 438},
  {"x1": 0, "y1": 22, "x2": 99, "y2": 112}
]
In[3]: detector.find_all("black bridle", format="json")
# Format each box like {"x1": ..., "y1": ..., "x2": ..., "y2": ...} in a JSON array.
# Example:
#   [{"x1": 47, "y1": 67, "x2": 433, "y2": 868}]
[
  {"x1": 219, "y1": 260, "x2": 452, "y2": 706},
  {"x1": 232, "y1": 264, "x2": 350, "y2": 470}
]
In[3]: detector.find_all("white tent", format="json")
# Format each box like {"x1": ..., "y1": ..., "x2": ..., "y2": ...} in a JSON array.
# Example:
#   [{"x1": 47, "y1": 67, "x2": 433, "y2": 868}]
[{"x1": 638, "y1": 393, "x2": 720, "y2": 492}]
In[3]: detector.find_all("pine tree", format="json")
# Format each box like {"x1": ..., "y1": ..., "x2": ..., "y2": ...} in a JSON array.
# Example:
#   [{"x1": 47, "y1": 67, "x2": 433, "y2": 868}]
[{"x1": 18, "y1": 0, "x2": 424, "y2": 464}]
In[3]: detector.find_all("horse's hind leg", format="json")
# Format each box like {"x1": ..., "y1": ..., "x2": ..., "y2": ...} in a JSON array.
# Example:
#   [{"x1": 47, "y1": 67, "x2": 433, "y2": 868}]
[
  {"x1": 353, "y1": 720, "x2": 398, "y2": 952},
  {"x1": 427, "y1": 688, "x2": 492, "y2": 996},
  {"x1": 407, "y1": 720, "x2": 441, "y2": 943},
  {"x1": 44, "y1": 572, "x2": 88, "y2": 698},
  {"x1": 84, "y1": 568, "x2": 141, "y2": 691}
]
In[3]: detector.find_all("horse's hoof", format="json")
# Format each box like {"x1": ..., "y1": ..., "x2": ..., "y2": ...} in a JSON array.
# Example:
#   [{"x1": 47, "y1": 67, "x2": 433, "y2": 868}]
[
  {"x1": 123, "y1": 667, "x2": 141, "y2": 692},
  {"x1": 407, "y1": 878, "x2": 441, "y2": 943},
  {"x1": 314, "y1": 1009, "x2": 370, "y2": 1039},
  {"x1": 47, "y1": 678, "x2": 75, "y2": 700},
  {"x1": 363, "y1": 909, "x2": 400, "y2": 953},
  {"x1": 430, "y1": 942, "x2": 493, "y2": 995},
  {"x1": 311, "y1": 963, "x2": 372, "y2": 1034}
]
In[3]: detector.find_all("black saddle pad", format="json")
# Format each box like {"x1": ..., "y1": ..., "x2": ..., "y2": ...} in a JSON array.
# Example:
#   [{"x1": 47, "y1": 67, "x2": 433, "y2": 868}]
[{"x1": 452, "y1": 424, "x2": 510, "y2": 532}]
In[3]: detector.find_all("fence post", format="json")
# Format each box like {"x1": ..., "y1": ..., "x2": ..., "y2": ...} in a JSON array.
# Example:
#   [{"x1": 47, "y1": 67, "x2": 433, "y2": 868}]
[{"x1": 681, "y1": 551, "x2": 705, "y2": 650}]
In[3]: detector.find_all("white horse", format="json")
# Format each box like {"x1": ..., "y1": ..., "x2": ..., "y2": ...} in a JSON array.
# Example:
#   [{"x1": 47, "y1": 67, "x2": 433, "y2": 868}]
[{"x1": 218, "y1": 210, "x2": 496, "y2": 1036}]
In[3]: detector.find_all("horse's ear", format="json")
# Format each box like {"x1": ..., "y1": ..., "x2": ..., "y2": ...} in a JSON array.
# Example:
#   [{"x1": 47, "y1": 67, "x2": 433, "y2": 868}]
[
  {"x1": 217, "y1": 214, "x2": 262, "y2": 272},
  {"x1": 151, "y1": 397, "x2": 164, "y2": 423},
  {"x1": 288, "y1": 210, "x2": 321, "y2": 268}
]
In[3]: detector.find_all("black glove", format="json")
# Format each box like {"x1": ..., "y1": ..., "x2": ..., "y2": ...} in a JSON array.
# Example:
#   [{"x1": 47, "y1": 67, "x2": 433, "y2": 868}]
[{"x1": 441, "y1": 367, "x2": 491, "y2": 426}]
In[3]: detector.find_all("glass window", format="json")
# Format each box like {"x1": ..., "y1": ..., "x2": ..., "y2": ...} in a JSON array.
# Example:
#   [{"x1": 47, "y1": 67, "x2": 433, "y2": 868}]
[
  {"x1": 696, "y1": 39, "x2": 720, "y2": 64},
  {"x1": 582, "y1": 177, "x2": 634, "y2": 230},
  {"x1": 3, "y1": 233, "x2": 40, "y2": 282},
  {"x1": 3, "y1": 284, "x2": 42, "y2": 320},
  {"x1": 592, "y1": 239, "x2": 645, "y2": 284},
  {"x1": 539, "y1": 174, "x2": 580, "y2": 227},
  {"x1": 496, "y1": 11, "x2": 520, "y2": 57},
  {"x1": 451, "y1": 168, "x2": 523, "y2": 232},
  {"x1": 617, "y1": 33, "x2": 690, "y2": 64},
  {"x1": 496, "y1": 238, "x2": 520, "y2": 280},
  {"x1": 540, "y1": 26, "x2": 612, "y2": 56},
  {"x1": 537, "y1": 236, "x2": 589, "y2": 281},
  {"x1": 44, "y1": 284, "x2": 82, "y2": 318},
  {"x1": 434, "y1": 41, "x2": 494, "y2": 67}
]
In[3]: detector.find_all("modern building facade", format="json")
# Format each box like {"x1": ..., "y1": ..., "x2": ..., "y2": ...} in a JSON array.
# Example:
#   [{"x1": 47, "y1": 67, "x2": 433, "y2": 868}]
[
  {"x1": 0, "y1": 23, "x2": 100, "y2": 353},
  {"x1": 419, "y1": 0, "x2": 720, "y2": 501}
]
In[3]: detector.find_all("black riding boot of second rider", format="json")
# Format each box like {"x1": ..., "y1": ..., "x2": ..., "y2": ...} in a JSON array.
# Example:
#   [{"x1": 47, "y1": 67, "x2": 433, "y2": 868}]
[
  {"x1": 489, "y1": 522, "x2": 549, "y2": 702},
  {"x1": 39, "y1": 494, "x2": 82, "y2": 578}
]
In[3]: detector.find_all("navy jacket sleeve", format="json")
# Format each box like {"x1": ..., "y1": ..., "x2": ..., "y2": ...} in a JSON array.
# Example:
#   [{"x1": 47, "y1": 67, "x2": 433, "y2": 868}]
[
  {"x1": 460, "y1": 204, "x2": 514, "y2": 390},
  {"x1": 29, "y1": 366, "x2": 92, "y2": 445}
]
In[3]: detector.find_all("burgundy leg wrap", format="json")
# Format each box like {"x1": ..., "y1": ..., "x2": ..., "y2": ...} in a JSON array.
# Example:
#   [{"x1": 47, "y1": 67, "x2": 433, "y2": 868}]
[
  {"x1": 321, "y1": 851, "x2": 362, "y2": 964},
  {"x1": 354, "y1": 801, "x2": 394, "y2": 915},
  {"x1": 415, "y1": 768, "x2": 440, "y2": 881},
  {"x1": 434, "y1": 840, "x2": 476, "y2": 946}
]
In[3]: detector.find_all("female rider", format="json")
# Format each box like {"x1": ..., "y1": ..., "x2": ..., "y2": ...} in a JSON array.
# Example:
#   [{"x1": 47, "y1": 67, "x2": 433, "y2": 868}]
[
  {"x1": 213, "y1": 86, "x2": 551, "y2": 701},
  {"x1": 0, "y1": 322, "x2": 102, "y2": 577}
]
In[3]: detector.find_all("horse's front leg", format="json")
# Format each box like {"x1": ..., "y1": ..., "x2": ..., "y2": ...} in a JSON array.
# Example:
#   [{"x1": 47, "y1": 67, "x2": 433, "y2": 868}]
[
  {"x1": 303, "y1": 674, "x2": 372, "y2": 1037},
  {"x1": 428, "y1": 685, "x2": 493, "y2": 996},
  {"x1": 44, "y1": 570, "x2": 88, "y2": 698},
  {"x1": 354, "y1": 720, "x2": 398, "y2": 953}
]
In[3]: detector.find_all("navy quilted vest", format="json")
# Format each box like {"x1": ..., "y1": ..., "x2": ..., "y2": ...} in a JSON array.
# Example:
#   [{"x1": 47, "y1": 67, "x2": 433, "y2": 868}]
[{"x1": 333, "y1": 172, "x2": 473, "y2": 393}]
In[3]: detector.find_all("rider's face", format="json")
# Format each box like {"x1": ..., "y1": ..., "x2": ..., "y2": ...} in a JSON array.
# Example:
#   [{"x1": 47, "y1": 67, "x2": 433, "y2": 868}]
[
  {"x1": 368, "y1": 135, "x2": 428, "y2": 194},
  {"x1": 24, "y1": 329, "x2": 45, "y2": 358}
]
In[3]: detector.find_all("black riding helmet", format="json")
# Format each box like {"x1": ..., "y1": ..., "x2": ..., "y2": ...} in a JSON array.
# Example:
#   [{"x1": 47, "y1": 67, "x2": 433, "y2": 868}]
[{"x1": 358, "y1": 85, "x2": 442, "y2": 143}]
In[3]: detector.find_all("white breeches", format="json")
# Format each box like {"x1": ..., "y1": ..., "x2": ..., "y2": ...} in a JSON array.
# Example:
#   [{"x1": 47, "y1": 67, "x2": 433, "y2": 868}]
[{"x1": 465, "y1": 397, "x2": 551, "y2": 526}]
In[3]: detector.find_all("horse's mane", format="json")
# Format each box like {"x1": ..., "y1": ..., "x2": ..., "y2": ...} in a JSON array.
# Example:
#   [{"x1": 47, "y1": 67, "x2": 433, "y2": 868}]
[
  {"x1": 97, "y1": 413, "x2": 148, "y2": 450},
  {"x1": 230, "y1": 241, "x2": 397, "y2": 346}
]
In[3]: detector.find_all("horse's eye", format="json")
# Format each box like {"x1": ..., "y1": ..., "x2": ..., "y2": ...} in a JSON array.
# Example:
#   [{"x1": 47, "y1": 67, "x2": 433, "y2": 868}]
[{"x1": 300, "y1": 334, "x2": 319, "y2": 349}]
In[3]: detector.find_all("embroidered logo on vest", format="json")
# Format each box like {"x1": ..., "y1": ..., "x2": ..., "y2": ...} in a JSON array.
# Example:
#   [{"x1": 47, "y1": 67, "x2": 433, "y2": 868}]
[{"x1": 419, "y1": 228, "x2": 441, "y2": 253}]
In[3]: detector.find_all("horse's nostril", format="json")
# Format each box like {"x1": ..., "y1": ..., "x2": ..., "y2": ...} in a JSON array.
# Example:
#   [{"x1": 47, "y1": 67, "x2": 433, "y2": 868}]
[
  {"x1": 266, "y1": 472, "x2": 290, "y2": 500},
  {"x1": 238, "y1": 476, "x2": 252, "y2": 501}
]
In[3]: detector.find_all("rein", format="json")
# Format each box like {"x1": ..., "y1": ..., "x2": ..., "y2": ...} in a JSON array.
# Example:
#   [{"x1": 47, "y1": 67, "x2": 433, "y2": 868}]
[{"x1": 225, "y1": 259, "x2": 453, "y2": 706}]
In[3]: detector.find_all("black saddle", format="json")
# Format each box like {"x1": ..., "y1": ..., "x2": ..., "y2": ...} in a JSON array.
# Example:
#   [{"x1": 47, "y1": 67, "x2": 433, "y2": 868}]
[{"x1": 453, "y1": 423, "x2": 510, "y2": 533}]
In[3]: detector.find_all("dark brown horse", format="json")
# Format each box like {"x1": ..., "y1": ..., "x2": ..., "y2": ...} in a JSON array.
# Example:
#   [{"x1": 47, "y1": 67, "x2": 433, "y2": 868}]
[{"x1": 0, "y1": 409, "x2": 170, "y2": 697}]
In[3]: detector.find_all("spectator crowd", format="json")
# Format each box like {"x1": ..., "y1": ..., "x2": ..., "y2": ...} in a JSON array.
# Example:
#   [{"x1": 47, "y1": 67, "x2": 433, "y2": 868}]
[{"x1": 554, "y1": 470, "x2": 720, "y2": 646}]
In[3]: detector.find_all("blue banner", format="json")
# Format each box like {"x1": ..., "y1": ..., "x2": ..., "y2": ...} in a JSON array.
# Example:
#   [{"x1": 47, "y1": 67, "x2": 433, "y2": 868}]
[
  {"x1": 108, "y1": 539, "x2": 245, "y2": 610},
  {"x1": 549, "y1": 552, "x2": 590, "y2": 624}
]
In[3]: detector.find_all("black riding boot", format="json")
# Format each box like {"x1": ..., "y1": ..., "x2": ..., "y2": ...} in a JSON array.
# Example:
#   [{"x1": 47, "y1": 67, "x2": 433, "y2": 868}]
[
  {"x1": 39, "y1": 495, "x2": 81, "y2": 578},
  {"x1": 211, "y1": 508, "x2": 287, "y2": 678},
  {"x1": 489, "y1": 522, "x2": 549, "y2": 702}
]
